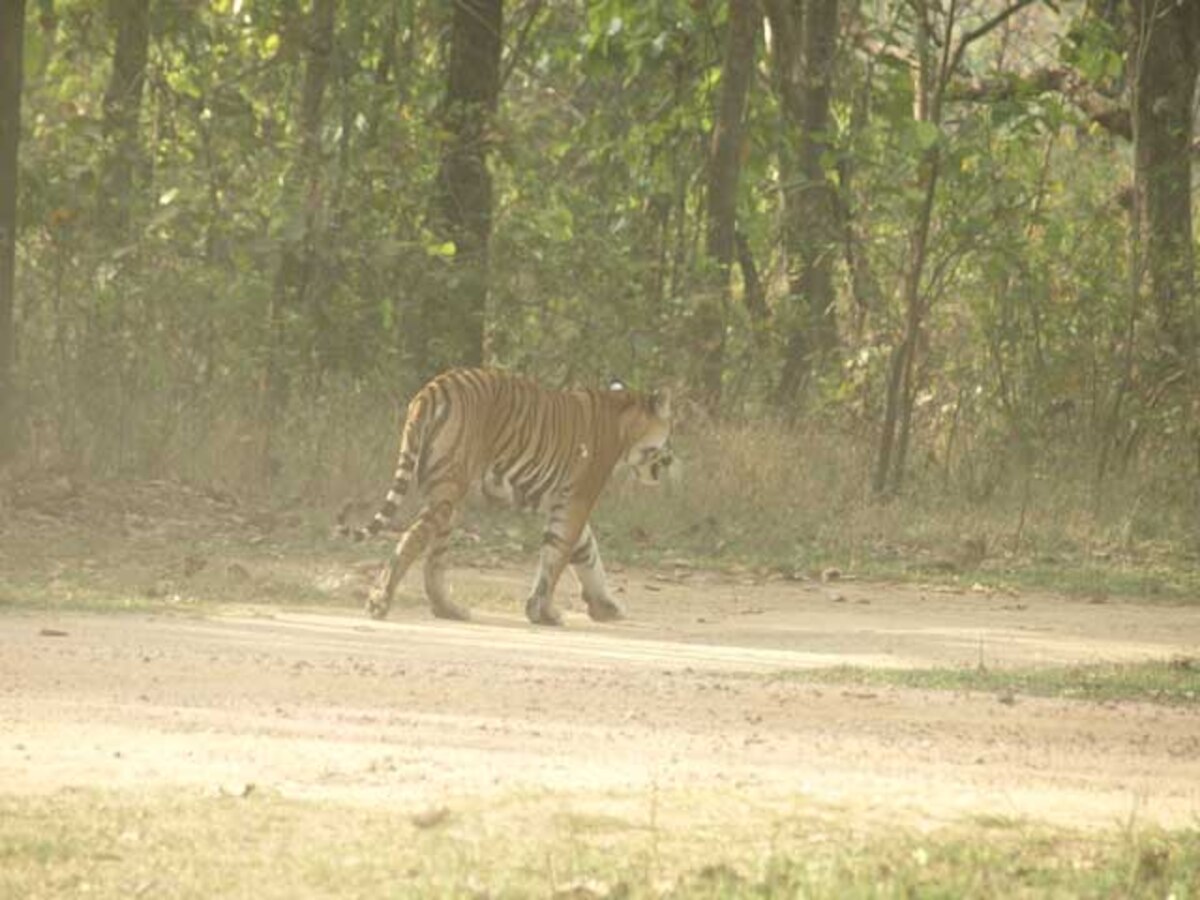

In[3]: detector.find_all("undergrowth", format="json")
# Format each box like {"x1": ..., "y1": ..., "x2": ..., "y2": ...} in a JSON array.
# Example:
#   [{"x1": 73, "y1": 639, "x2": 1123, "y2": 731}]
[
  {"x1": 1, "y1": 788, "x2": 1197, "y2": 899},
  {"x1": 6, "y1": 382, "x2": 1199, "y2": 602},
  {"x1": 790, "y1": 659, "x2": 1200, "y2": 706},
  {"x1": 596, "y1": 420, "x2": 1200, "y2": 600}
]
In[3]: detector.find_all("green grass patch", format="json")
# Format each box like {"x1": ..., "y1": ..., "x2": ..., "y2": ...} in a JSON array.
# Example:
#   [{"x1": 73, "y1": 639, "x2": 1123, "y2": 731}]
[
  {"x1": 0, "y1": 562, "x2": 337, "y2": 616},
  {"x1": 586, "y1": 422, "x2": 1200, "y2": 603},
  {"x1": 791, "y1": 659, "x2": 1200, "y2": 706},
  {"x1": 0, "y1": 576, "x2": 196, "y2": 615},
  {"x1": 0, "y1": 788, "x2": 1197, "y2": 899},
  {"x1": 0, "y1": 523, "x2": 367, "y2": 615},
  {"x1": 849, "y1": 557, "x2": 1200, "y2": 603}
]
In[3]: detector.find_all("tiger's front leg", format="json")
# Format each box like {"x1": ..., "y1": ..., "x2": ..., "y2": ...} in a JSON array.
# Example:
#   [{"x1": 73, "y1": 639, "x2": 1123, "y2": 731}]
[
  {"x1": 525, "y1": 498, "x2": 589, "y2": 626},
  {"x1": 570, "y1": 524, "x2": 624, "y2": 622},
  {"x1": 525, "y1": 543, "x2": 568, "y2": 626}
]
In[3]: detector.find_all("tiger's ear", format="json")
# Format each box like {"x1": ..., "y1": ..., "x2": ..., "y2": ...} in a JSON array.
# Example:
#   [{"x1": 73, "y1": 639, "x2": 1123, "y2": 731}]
[
  {"x1": 650, "y1": 387, "x2": 671, "y2": 419},
  {"x1": 608, "y1": 377, "x2": 628, "y2": 392}
]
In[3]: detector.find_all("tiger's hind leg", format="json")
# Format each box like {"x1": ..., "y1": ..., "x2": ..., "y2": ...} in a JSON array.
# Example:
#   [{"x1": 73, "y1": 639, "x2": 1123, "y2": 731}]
[
  {"x1": 366, "y1": 497, "x2": 460, "y2": 620},
  {"x1": 422, "y1": 511, "x2": 470, "y2": 621},
  {"x1": 570, "y1": 524, "x2": 624, "y2": 622}
]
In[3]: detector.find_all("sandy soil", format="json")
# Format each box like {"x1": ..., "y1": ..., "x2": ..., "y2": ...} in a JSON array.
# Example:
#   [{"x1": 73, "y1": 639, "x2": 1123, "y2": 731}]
[{"x1": 2, "y1": 567, "x2": 1198, "y2": 832}]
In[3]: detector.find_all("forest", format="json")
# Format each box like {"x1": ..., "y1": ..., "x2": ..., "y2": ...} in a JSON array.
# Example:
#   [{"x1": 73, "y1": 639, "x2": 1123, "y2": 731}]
[
  {"x1": 4, "y1": 3, "x2": 1200, "y2": 895},
  {"x1": 1, "y1": 0, "x2": 1198, "y2": 584}
]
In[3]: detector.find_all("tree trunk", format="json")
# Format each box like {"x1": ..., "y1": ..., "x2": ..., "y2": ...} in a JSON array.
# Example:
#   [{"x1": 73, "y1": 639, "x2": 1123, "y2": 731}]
[
  {"x1": 735, "y1": 229, "x2": 768, "y2": 323},
  {"x1": 873, "y1": 0, "x2": 940, "y2": 496},
  {"x1": 837, "y1": 0, "x2": 886, "y2": 338},
  {"x1": 767, "y1": 0, "x2": 841, "y2": 408},
  {"x1": 696, "y1": 0, "x2": 759, "y2": 411},
  {"x1": 871, "y1": 0, "x2": 1037, "y2": 494},
  {"x1": 0, "y1": 0, "x2": 25, "y2": 463},
  {"x1": 100, "y1": 0, "x2": 150, "y2": 237},
  {"x1": 1130, "y1": 0, "x2": 1199, "y2": 372},
  {"x1": 262, "y1": 0, "x2": 336, "y2": 473},
  {"x1": 423, "y1": 0, "x2": 502, "y2": 377}
]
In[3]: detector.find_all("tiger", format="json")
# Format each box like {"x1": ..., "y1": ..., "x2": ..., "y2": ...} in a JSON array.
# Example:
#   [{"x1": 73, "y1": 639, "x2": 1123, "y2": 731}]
[{"x1": 341, "y1": 367, "x2": 673, "y2": 626}]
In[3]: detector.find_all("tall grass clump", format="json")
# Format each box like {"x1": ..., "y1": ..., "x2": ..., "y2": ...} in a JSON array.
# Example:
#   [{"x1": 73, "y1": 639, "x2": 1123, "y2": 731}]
[
  {"x1": 595, "y1": 414, "x2": 1200, "y2": 592},
  {"x1": 10, "y1": 354, "x2": 1200, "y2": 597}
]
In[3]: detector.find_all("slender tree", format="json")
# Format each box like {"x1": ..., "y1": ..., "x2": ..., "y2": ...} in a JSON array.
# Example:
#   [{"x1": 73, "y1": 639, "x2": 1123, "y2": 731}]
[
  {"x1": 696, "y1": 0, "x2": 760, "y2": 410},
  {"x1": 422, "y1": 0, "x2": 503, "y2": 377},
  {"x1": 262, "y1": 0, "x2": 336, "y2": 472},
  {"x1": 873, "y1": 0, "x2": 1038, "y2": 495},
  {"x1": 100, "y1": 0, "x2": 150, "y2": 236},
  {"x1": 766, "y1": 0, "x2": 841, "y2": 408},
  {"x1": 1129, "y1": 0, "x2": 1200, "y2": 371},
  {"x1": 0, "y1": 0, "x2": 24, "y2": 463}
]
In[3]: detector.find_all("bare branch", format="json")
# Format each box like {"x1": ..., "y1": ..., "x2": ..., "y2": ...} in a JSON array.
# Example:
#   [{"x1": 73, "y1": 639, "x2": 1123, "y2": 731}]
[
  {"x1": 949, "y1": 0, "x2": 1042, "y2": 77},
  {"x1": 958, "y1": 0, "x2": 1041, "y2": 51},
  {"x1": 500, "y1": 0, "x2": 544, "y2": 93},
  {"x1": 946, "y1": 67, "x2": 1132, "y2": 140}
]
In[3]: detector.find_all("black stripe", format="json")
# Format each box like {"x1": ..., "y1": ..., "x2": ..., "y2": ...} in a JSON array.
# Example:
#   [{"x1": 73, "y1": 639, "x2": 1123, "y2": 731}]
[
  {"x1": 542, "y1": 530, "x2": 570, "y2": 550},
  {"x1": 569, "y1": 537, "x2": 595, "y2": 566}
]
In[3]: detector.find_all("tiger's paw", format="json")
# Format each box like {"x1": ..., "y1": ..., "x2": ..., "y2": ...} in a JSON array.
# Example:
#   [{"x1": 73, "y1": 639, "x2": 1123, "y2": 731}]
[
  {"x1": 431, "y1": 597, "x2": 471, "y2": 622},
  {"x1": 366, "y1": 592, "x2": 391, "y2": 620},
  {"x1": 525, "y1": 595, "x2": 564, "y2": 627},
  {"x1": 584, "y1": 593, "x2": 625, "y2": 623}
]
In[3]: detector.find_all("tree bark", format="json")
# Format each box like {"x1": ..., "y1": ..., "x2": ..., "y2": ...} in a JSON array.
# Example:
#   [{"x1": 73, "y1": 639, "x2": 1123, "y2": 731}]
[
  {"x1": 0, "y1": 0, "x2": 25, "y2": 463},
  {"x1": 262, "y1": 0, "x2": 336, "y2": 471},
  {"x1": 873, "y1": 0, "x2": 940, "y2": 496},
  {"x1": 1130, "y1": 0, "x2": 1200, "y2": 370},
  {"x1": 871, "y1": 0, "x2": 1034, "y2": 495},
  {"x1": 100, "y1": 0, "x2": 150, "y2": 237},
  {"x1": 423, "y1": 0, "x2": 503, "y2": 377},
  {"x1": 836, "y1": 0, "x2": 887, "y2": 338},
  {"x1": 696, "y1": 0, "x2": 759, "y2": 411},
  {"x1": 735, "y1": 229, "x2": 768, "y2": 323},
  {"x1": 767, "y1": 0, "x2": 841, "y2": 409}
]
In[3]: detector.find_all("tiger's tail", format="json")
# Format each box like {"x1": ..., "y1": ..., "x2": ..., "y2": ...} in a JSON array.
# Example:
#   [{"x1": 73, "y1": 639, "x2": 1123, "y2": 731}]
[{"x1": 336, "y1": 392, "x2": 432, "y2": 541}]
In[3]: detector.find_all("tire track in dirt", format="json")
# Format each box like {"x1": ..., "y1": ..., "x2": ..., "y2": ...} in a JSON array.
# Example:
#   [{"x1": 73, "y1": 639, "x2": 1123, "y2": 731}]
[
  {"x1": 1, "y1": 593, "x2": 1198, "y2": 831},
  {"x1": 208, "y1": 612, "x2": 907, "y2": 671}
]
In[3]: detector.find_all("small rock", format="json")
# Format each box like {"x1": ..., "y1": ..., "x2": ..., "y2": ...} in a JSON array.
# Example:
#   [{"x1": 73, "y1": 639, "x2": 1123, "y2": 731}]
[
  {"x1": 182, "y1": 555, "x2": 208, "y2": 577},
  {"x1": 553, "y1": 877, "x2": 620, "y2": 899},
  {"x1": 217, "y1": 782, "x2": 256, "y2": 798},
  {"x1": 411, "y1": 806, "x2": 451, "y2": 829}
]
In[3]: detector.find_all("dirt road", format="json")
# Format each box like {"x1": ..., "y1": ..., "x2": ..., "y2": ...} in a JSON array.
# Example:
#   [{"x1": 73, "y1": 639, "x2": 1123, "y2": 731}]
[{"x1": 2, "y1": 570, "x2": 1198, "y2": 831}]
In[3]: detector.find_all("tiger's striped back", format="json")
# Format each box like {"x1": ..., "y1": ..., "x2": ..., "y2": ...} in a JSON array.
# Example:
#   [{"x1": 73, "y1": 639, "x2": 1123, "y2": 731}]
[
  {"x1": 346, "y1": 367, "x2": 672, "y2": 624},
  {"x1": 355, "y1": 368, "x2": 669, "y2": 535}
]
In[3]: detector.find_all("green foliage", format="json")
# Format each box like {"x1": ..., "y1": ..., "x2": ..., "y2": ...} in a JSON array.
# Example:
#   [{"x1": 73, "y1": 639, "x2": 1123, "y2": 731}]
[
  {"x1": 7, "y1": 0, "x2": 1198, "y2": 566},
  {"x1": 1062, "y1": 13, "x2": 1124, "y2": 90}
]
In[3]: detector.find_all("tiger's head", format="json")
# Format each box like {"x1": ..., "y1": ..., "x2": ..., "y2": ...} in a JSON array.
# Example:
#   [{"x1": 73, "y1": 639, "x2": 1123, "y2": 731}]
[{"x1": 610, "y1": 381, "x2": 673, "y2": 485}]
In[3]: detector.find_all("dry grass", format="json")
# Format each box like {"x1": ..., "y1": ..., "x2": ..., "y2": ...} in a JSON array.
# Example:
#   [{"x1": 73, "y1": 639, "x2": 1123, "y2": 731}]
[
  {"x1": 11, "y1": 380, "x2": 1199, "y2": 601},
  {"x1": 593, "y1": 418, "x2": 1199, "y2": 599},
  {"x1": 1, "y1": 787, "x2": 1197, "y2": 899},
  {"x1": 790, "y1": 658, "x2": 1200, "y2": 706}
]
